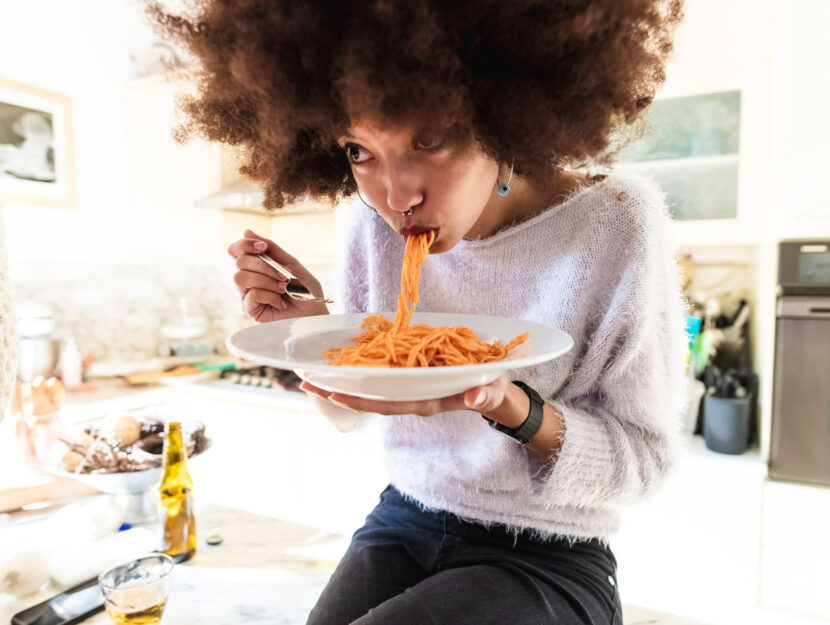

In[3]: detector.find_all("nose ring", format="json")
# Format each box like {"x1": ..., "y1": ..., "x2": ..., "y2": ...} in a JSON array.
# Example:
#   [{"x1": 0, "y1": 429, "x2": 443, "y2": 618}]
[{"x1": 357, "y1": 188, "x2": 416, "y2": 217}]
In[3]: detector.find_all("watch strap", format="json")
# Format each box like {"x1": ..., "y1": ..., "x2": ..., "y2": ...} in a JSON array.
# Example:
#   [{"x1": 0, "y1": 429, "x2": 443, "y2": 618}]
[{"x1": 482, "y1": 381, "x2": 545, "y2": 444}]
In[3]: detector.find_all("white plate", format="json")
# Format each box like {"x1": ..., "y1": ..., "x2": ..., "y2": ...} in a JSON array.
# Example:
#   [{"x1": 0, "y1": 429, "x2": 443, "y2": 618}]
[{"x1": 226, "y1": 312, "x2": 572, "y2": 401}]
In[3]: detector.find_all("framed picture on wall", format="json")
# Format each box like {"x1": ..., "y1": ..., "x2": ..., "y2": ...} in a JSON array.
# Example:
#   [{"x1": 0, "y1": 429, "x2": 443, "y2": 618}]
[{"x1": 0, "y1": 77, "x2": 76, "y2": 208}]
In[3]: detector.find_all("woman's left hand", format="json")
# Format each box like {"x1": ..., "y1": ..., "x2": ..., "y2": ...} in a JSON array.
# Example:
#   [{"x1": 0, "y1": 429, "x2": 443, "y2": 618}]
[{"x1": 298, "y1": 374, "x2": 510, "y2": 417}]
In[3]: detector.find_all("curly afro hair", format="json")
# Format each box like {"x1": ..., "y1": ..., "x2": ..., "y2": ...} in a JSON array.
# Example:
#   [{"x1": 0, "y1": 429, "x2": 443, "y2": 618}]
[{"x1": 146, "y1": 0, "x2": 684, "y2": 210}]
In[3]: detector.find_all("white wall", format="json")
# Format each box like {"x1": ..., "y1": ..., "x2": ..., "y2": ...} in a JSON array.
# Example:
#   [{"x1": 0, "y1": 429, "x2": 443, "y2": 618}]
[
  {"x1": 0, "y1": 0, "x2": 224, "y2": 270},
  {"x1": 1, "y1": 0, "x2": 129, "y2": 264}
]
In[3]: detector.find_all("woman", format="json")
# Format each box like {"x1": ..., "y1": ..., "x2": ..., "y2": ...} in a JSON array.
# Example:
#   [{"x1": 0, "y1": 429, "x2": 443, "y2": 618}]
[{"x1": 150, "y1": 2, "x2": 688, "y2": 623}]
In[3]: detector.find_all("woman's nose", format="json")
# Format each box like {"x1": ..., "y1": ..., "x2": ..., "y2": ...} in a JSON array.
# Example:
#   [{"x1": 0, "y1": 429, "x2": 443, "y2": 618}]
[
  {"x1": 383, "y1": 169, "x2": 423, "y2": 214},
  {"x1": 386, "y1": 186, "x2": 423, "y2": 215}
]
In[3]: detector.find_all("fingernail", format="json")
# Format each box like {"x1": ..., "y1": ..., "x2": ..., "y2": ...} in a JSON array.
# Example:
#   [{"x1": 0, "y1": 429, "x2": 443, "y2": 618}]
[
  {"x1": 472, "y1": 390, "x2": 487, "y2": 408},
  {"x1": 253, "y1": 241, "x2": 267, "y2": 251}
]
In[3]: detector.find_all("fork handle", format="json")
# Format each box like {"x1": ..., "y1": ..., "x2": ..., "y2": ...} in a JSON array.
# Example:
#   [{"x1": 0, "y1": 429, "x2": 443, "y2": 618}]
[
  {"x1": 257, "y1": 254, "x2": 298, "y2": 280},
  {"x1": 258, "y1": 254, "x2": 333, "y2": 304}
]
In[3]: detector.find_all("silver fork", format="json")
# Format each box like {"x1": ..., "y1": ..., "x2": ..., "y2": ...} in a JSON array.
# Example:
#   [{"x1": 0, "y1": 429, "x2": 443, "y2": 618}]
[{"x1": 256, "y1": 254, "x2": 333, "y2": 304}]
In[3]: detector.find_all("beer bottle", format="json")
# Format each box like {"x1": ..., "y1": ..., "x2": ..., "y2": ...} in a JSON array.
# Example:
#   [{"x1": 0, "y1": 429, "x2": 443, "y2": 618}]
[{"x1": 160, "y1": 421, "x2": 196, "y2": 562}]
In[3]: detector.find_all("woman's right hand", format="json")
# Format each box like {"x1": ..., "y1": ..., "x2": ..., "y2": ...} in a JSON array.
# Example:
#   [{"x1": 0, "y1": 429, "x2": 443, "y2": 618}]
[{"x1": 228, "y1": 229, "x2": 329, "y2": 322}]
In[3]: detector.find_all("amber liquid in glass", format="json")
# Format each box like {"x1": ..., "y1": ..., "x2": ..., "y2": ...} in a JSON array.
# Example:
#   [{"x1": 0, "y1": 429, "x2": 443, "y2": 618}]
[
  {"x1": 104, "y1": 585, "x2": 167, "y2": 625},
  {"x1": 160, "y1": 421, "x2": 196, "y2": 562},
  {"x1": 105, "y1": 600, "x2": 166, "y2": 625}
]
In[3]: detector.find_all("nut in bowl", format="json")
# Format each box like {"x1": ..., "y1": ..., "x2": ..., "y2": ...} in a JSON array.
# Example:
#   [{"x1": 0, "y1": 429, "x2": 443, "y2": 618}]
[{"x1": 48, "y1": 415, "x2": 210, "y2": 523}]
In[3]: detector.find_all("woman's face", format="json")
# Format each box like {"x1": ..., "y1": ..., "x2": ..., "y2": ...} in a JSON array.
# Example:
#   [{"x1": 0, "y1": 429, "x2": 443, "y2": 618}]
[{"x1": 338, "y1": 120, "x2": 501, "y2": 254}]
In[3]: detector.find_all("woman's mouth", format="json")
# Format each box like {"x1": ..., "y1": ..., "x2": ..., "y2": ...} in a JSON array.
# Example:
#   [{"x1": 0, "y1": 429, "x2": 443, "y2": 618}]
[{"x1": 398, "y1": 226, "x2": 438, "y2": 239}]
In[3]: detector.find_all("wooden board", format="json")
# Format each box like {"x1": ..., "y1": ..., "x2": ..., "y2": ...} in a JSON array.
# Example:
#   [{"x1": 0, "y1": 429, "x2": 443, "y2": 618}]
[{"x1": 0, "y1": 474, "x2": 99, "y2": 512}]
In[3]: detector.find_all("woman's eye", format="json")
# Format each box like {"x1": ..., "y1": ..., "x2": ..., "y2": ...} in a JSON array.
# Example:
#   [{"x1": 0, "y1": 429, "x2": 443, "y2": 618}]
[
  {"x1": 415, "y1": 132, "x2": 445, "y2": 151},
  {"x1": 344, "y1": 143, "x2": 371, "y2": 164}
]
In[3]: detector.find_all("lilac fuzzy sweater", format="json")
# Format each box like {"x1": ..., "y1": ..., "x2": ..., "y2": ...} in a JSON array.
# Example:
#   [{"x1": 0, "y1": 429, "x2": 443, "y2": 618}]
[{"x1": 333, "y1": 171, "x2": 688, "y2": 541}]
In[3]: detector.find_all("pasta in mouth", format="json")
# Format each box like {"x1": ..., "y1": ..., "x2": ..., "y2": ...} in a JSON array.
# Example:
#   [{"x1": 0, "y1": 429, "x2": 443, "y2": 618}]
[{"x1": 324, "y1": 231, "x2": 529, "y2": 367}]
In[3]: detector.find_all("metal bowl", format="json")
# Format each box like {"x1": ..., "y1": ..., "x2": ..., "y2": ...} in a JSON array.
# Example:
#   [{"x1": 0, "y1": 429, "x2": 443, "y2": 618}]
[
  {"x1": 47, "y1": 439, "x2": 211, "y2": 524},
  {"x1": 18, "y1": 336, "x2": 61, "y2": 382}
]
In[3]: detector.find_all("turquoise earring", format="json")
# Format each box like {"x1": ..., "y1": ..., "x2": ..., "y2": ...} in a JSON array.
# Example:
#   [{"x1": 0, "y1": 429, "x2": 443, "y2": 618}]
[{"x1": 498, "y1": 161, "x2": 514, "y2": 197}]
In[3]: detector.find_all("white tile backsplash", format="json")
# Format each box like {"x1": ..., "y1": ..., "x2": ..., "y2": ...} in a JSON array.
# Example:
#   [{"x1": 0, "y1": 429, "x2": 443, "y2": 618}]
[{"x1": 10, "y1": 259, "x2": 246, "y2": 363}]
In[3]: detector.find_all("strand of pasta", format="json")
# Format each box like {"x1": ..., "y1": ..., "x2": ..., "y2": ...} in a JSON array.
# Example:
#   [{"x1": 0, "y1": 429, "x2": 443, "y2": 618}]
[{"x1": 324, "y1": 231, "x2": 529, "y2": 367}]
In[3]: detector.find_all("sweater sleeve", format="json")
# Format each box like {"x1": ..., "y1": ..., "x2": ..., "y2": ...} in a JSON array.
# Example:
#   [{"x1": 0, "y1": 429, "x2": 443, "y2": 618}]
[
  {"x1": 321, "y1": 200, "x2": 375, "y2": 433},
  {"x1": 533, "y1": 182, "x2": 688, "y2": 508},
  {"x1": 332, "y1": 200, "x2": 371, "y2": 315}
]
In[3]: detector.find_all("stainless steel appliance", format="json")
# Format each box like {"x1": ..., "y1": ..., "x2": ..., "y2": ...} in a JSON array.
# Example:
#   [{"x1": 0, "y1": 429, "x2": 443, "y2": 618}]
[
  {"x1": 769, "y1": 240, "x2": 830, "y2": 486},
  {"x1": 16, "y1": 304, "x2": 60, "y2": 382}
]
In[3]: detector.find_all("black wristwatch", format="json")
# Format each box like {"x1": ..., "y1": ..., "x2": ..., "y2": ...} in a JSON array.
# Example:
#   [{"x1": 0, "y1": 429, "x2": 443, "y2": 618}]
[{"x1": 482, "y1": 381, "x2": 545, "y2": 444}]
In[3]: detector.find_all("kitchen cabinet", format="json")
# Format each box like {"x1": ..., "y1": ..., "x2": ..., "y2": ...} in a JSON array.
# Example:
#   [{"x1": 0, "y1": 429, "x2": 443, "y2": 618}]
[
  {"x1": 612, "y1": 437, "x2": 767, "y2": 625},
  {"x1": 613, "y1": 436, "x2": 830, "y2": 625},
  {"x1": 171, "y1": 385, "x2": 388, "y2": 536},
  {"x1": 759, "y1": 480, "x2": 830, "y2": 620},
  {"x1": 606, "y1": 0, "x2": 775, "y2": 247},
  {"x1": 616, "y1": 63, "x2": 771, "y2": 247},
  {"x1": 767, "y1": 0, "x2": 830, "y2": 241}
]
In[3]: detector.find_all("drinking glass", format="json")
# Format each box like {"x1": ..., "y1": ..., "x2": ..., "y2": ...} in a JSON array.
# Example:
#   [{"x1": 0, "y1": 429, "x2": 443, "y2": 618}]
[{"x1": 98, "y1": 553, "x2": 174, "y2": 625}]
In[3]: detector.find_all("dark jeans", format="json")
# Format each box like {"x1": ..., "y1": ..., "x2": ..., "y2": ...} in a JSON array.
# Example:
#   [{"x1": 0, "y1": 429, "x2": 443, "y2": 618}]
[{"x1": 307, "y1": 485, "x2": 622, "y2": 625}]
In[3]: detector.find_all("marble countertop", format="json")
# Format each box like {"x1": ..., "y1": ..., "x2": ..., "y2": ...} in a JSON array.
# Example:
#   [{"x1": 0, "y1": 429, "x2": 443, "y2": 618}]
[
  {"x1": 677, "y1": 434, "x2": 766, "y2": 477},
  {"x1": 1, "y1": 503, "x2": 342, "y2": 625},
  {"x1": 59, "y1": 377, "x2": 314, "y2": 425},
  {"x1": 0, "y1": 503, "x2": 721, "y2": 625}
]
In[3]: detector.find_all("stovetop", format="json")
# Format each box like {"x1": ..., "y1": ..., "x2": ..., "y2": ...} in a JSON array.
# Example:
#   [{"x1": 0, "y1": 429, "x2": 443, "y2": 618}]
[{"x1": 218, "y1": 365, "x2": 303, "y2": 392}]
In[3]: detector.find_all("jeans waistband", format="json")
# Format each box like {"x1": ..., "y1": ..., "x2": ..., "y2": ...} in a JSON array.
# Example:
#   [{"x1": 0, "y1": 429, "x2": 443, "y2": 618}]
[{"x1": 379, "y1": 484, "x2": 614, "y2": 561}]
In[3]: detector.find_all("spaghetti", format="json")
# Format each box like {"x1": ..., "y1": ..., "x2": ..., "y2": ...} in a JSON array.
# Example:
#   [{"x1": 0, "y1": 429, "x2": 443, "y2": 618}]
[{"x1": 324, "y1": 231, "x2": 529, "y2": 367}]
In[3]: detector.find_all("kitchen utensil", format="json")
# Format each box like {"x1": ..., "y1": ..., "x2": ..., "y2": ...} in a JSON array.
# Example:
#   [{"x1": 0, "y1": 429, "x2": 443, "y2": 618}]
[
  {"x1": 256, "y1": 254, "x2": 333, "y2": 304},
  {"x1": 0, "y1": 476, "x2": 98, "y2": 513},
  {"x1": 703, "y1": 393, "x2": 752, "y2": 454},
  {"x1": 226, "y1": 311, "x2": 572, "y2": 401},
  {"x1": 11, "y1": 576, "x2": 105, "y2": 625}
]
